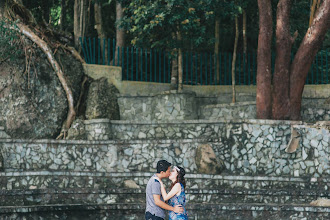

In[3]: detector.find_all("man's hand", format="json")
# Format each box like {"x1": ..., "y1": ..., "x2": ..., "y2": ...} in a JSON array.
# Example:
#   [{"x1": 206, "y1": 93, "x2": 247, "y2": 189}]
[{"x1": 173, "y1": 205, "x2": 184, "y2": 214}]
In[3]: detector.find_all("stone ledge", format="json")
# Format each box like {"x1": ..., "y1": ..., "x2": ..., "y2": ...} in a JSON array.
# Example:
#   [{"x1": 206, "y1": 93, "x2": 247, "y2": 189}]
[
  {"x1": 109, "y1": 118, "x2": 304, "y2": 125},
  {"x1": 0, "y1": 138, "x2": 222, "y2": 145},
  {"x1": 84, "y1": 119, "x2": 110, "y2": 125},
  {"x1": 0, "y1": 171, "x2": 329, "y2": 183},
  {"x1": 204, "y1": 101, "x2": 256, "y2": 108},
  {"x1": 0, "y1": 188, "x2": 327, "y2": 197},
  {"x1": 0, "y1": 203, "x2": 329, "y2": 213}
]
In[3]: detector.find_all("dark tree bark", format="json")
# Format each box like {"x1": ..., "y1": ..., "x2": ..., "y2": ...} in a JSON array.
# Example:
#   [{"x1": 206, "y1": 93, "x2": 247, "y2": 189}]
[
  {"x1": 59, "y1": 0, "x2": 66, "y2": 30},
  {"x1": 243, "y1": 10, "x2": 247, "y2": 56},
  {"x1": 74, "y1": 0, "x2": 87, "y2": 48},
  {"x1": 115, "y1": 1, "x2": 125, "y2": 65},
  {"x1": 290, "y1": 0, "x2": 330, "y2": 120},
  {"x1": 42, "y1": 0, "x2": 50, "y2": 23},
  {"x1": 257, "y1": 0, "x2": 273, "y2": 119},
  {"x1": 257, "y1": 0, "x2": 330, "y2": 120},
  {"x1": 231, "y1": 16, "x2": 238, "y2": 103},
  {"x1": 215, "y1": 20, "x2": 220, "y2": 84},
  {"x1": 94, "y1": 0, "x2": 107, "y2": 61},
  {"x1": 272, "y1": 0, "x2": 292, "y2": 119},
  {"x1": 0, "y1": 1, "x2": 5, "y2": 18}
]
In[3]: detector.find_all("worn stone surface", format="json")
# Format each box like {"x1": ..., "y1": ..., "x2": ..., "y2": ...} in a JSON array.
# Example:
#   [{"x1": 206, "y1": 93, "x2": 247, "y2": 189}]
[
  {"x1": 0, "y1": 171, "x2": 329, "y2": 219},
  {"x1": 118, "y1": 94, "x2": 328, "y2": 122},
  {"x1": 0, "y1": 203, "x2": 329, "y2": 220},
  {"x1": 66, "y1": 118, "x2": 86, "y2": 140},
  {"x1": 124, "y1": 180, "x2": 140, "y2": 189},
  {"x1": 118, "y1": 91, "x2": 197, "y2": 121},
  {"x1": 310, "y1": 198, "x2": 330, "y2": 207},
  {"x1": 200, "y1": 102, "x2": 257, "y2": 120},
  {"x1": 195, "y1": 144, "x2": 224, "y2": 174},
  {"x1": 84, "y1": 119, "x2": 111, "y2": 140},
  {"x1": 0, "y1": 46, "x2": 84, "y2": 139},
  {"x1": 85, "y1": 78, "x2": 120, "y2": 120},
  {"x1": 1, "y1": 121, "x2": 329, "y2": 177}
]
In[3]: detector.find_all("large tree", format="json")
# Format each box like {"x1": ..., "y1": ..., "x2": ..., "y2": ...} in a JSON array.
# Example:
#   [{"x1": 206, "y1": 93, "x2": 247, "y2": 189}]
[
  {"x1": 1, "y1": 0, "x2": 85, "y2": 138},
  {"x1": 257, "y1": 0, "x2": 330, "y2": 120}
]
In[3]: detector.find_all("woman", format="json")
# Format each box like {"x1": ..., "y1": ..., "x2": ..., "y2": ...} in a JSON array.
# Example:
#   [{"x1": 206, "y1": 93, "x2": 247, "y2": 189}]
[{"x1": 156, "y1": 166, "x2": 188, "y2": 220}]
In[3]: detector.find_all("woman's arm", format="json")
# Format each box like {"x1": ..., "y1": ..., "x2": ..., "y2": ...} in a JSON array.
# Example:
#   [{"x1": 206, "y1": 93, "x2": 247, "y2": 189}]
[{"x1": 160, "y1": 182, "x2": 181, "y2": 201}]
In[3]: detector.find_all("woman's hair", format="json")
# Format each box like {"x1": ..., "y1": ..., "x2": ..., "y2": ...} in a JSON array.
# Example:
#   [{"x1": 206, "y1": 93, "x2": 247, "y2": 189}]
[{"x1": 170, "y1": 166, "x2": 186, "y2": 189}]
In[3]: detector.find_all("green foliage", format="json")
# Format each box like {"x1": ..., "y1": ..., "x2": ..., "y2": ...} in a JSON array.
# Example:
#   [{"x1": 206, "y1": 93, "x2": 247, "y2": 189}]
[
  {"x1": 0, "y1": 19, "x2": 22, "y2": 62},
  {"x1": 50, "y1": 5, "x2": 61, "y2": 27},
  {"x1": 120, "y1": 0, "x2": 247, "y2": 53}
]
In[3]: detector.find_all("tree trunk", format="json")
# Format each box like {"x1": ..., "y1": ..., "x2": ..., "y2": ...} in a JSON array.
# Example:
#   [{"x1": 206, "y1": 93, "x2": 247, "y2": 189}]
[
  {"x1": 74, "y1": 0, "x2": 87, "y2": 48},
  {"x1": 215, "y1": 19, "x2": 220, "y2": 84},
  {"x1": 94, "y1": 0, "x2": 107, "y2": 62},
  {"x1": 257, "y1": 0, "x2": 273, "y2": 119},
  {"x1": 0, "y1": 0, "x2": 5, "y2": 18},
  {"x1": 59, "y1": 0, "x2": 66, "y2": 30},
  {"x1": 243, "y1": 10, "x2": 247, "y2": 55},
  {"x1": 231, "y1": 16, "x2": 239, "y2": 103},
  {"x1": 74, "y1": 0, "x2": 80, "y2": 47},
  {"x1": 290, "y1": 0, "x2": 330, "y2": 120},
  {"x1": 177, "y1": 31, "x2": 183, "y2": 91},
  {"x1": 171, "y1": 50, "x2": 178, "y2": 90},
  {"x1": 272, "y1": 0, "x2": 292, "y2": 120},
  {"x1": 42, "y1": 0, "x2": 50, "y2": 24},
  {"x1": 79, "y1": 0, "x2": 86, "y2": 42},
  {"x1": 115, "y1": 1, "x2": 125, "y2": 65}
]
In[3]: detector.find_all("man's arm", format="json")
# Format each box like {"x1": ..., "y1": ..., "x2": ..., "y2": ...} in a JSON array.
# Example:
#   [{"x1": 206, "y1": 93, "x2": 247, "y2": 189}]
[{"x1": 153, "y1": 194, "x2": 183, "y2": 213}]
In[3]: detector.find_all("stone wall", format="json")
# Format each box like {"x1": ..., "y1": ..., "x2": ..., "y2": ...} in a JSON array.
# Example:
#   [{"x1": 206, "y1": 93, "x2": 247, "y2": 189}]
[
  {"x1": 118, "y1": 91, "x2": 197, "y2": 121},
  {"x1": 118, "y1": 93, "x2": 329, "y2": 122},
  {"x1": 200, "y1": 102, "x2": 256, "y2": 120},
  {"x1": 1, "y1": 120, "x2": 329, "y2": 177}
]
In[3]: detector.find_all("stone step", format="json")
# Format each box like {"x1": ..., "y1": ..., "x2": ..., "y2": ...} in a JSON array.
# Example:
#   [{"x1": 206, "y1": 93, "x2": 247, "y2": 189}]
[
  {"x1": 1, "y1": 171, "x2": 328, "y2": 191},
  {"x1": 0, "y1": 203, "x2": 329, "y2": 220},
  {"x1": 0, "y1": 187, "x2": 328, "y2": 206}
]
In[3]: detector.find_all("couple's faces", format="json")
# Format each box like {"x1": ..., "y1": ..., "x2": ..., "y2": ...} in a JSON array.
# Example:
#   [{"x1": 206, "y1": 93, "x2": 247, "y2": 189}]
[
  {"x1": 169, "y1": 167, "x2": 178, "y2": 180},
  {"x1": 162, "y1": 167, "x2": 178, "y2": 180}
]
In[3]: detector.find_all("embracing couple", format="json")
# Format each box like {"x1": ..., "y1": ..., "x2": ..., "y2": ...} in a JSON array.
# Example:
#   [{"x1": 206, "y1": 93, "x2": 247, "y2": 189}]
[{"x1": 145, "y1": 160, "x2": 188, "y2": 220}]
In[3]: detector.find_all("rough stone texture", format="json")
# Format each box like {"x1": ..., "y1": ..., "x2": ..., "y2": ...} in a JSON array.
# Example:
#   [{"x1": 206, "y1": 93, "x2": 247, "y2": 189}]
[
  {"x1": 0, "y1": 44, "x2": 84, "y2": 139},
  {"x1": 0, "y1": 127, "x2": 10, "y2": 139},
  {"x1": 66, "y1": 118, "x2": 86, "y2": 140},
  {"x1": 85, "y1": 78, "x2": 120, "y2": 120},
  {"x1": 153, "y1": 91, "x2": 197, "y2": 121},
  {"x1": 118, "y1": 91, "x2": 197, "y2": 121},
  {"x1": 84, "y1": 119, "x2": 111, "y2": 140},
  {"x1": 118, "y1": 95, "x2": 328, "y2": 122},
  {"x1": 195, "y1": 144, "x2": 224, "y2": 174},
  {"x1": 0, "y1": 152, "x2": 3, "y2": 172},
  {"x1": 200, "y1": 102, "x2": 256, "y2": 120},
  {"x1": 310, "y1": 198, "x2": 330, "y2": 207},
  {"x1": 1, "y1": 203, "x2": 328, "y2": 220},
  {"x1": 124, "y1": 180, "x2": 140, "y2": 189},
  {"x1": 0, "y1": 171, "x2": 329, "y2": 219},
  {"x1": 1, "y1": 121, "x2": 329, "y2": 177},
  {"x1": 117, "y1": 96, "x2": 153, "y2": 121}
]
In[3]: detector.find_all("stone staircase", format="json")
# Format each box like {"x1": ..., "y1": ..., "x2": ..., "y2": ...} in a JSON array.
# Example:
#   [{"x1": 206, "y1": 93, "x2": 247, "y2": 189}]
[
  {"x1": 0, "y1": 170, "x2": 329, "y2": 219},
  {"x1": 0, "y1": 119, "x2": 329, "y2": 219}
]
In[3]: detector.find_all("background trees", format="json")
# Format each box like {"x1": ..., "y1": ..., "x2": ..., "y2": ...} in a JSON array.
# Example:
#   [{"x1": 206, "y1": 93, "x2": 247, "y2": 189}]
[
  {"x1": 257, "y1": 0, "x2": 330, "y2": 120},
  {"x1": 2, "y1": 0, "x2": 330, "y2": 120}
]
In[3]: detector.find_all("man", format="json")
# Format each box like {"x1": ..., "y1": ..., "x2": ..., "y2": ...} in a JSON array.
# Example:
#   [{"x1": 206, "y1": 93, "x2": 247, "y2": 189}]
[{"x1": 145, "y1": 160, "x2": 184, "y2": 220}]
